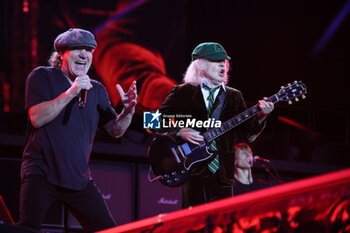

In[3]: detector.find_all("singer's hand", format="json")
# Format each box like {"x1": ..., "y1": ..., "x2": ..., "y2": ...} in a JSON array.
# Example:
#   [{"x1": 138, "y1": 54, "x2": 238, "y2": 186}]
[
  {"x1": 69, "y1": 75, "x2": 93, "y2": 96},
  {"x1": 116, "y1": 80, "x2": 137, "y2": 114}
]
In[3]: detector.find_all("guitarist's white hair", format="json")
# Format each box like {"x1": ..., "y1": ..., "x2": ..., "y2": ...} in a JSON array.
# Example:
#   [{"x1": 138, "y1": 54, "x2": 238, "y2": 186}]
[{"x1": 183, "y1": 58, "x2": 230, "y2": 85}]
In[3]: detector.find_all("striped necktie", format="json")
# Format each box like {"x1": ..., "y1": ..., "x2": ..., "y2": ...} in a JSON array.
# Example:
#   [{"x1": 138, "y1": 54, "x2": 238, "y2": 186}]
[{"x1": 203, "y1": 84, "x2": 220, "y2": 173}]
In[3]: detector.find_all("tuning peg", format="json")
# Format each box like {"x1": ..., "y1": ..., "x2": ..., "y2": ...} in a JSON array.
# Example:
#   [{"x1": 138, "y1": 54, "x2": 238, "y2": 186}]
[
  {"x1": 295, "y1": 97, "x2": 299, "y2": 102},
  {"x1": 288, "y1": 100, "x2": 292, "y2": 105},
  {"x1": 302, "y1": 94, "x2": 306, "y2": 99}
]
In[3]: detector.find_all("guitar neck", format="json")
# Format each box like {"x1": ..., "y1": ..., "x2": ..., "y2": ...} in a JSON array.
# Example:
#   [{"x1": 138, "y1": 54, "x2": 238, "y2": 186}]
[{"x1": 204, "y1": 94, "x2": 279, "y2": 143}]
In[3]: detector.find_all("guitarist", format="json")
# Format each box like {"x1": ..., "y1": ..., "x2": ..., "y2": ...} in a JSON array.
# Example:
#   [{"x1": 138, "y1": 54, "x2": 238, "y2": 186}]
[{"x1": 156, "y1": 42, "x2": 274, "y2": 208}]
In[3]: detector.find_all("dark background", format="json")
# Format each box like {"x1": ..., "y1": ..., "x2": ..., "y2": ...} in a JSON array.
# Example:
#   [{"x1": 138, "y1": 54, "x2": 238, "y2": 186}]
[
  {"x1": 0, "y1": 0, "x2": 349, "y2": 229},
  {"x1": 1, "y1": 0, "x2": 349, "y2": 165}
]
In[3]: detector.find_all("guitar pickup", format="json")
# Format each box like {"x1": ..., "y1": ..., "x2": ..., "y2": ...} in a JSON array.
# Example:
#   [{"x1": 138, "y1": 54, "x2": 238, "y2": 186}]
[
  {"x1": 171, "y1": 143, "x2": 190, "y2": 165},
  {"x1": 181, "y1": 143, "x2": 191, "y2": 155},
  {"x1": 177, "y1": 144, "x2": 188, "y2": 160}
]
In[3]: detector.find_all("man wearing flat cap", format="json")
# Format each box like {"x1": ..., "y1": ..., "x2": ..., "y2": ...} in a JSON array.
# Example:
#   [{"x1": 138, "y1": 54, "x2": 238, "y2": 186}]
[
  {"x1": 19, "y1": 28, "x2": 137, "y2": 232},
  {"x1": 156, "y1": 42, "x2": 274, "y2": 208}
]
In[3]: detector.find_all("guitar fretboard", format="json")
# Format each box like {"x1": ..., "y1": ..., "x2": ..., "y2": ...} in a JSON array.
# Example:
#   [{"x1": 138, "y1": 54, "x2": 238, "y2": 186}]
[{"x1": 203, "y1": 94, "x2": 279, "y2": 143}]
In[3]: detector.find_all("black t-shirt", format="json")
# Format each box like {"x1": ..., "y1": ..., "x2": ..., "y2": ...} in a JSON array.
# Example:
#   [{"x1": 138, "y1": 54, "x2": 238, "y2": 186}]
[
  {"x1": 233, "y1": 178, "x2": 265, "y2": 196},
  {"x1": 22, "y1": 66, "x2": 117, "y2": 190}
]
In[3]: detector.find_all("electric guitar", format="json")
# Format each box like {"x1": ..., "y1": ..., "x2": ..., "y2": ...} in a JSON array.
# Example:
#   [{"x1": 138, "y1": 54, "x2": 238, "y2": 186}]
[{"x1": 148, "y1": 81, "x2": 307, "y2": 187}]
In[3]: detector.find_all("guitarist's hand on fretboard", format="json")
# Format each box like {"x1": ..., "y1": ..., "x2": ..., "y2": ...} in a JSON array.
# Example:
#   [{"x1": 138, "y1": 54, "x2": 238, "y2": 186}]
[
  {"x1": 259, "y1": 97, "x2": 275, "y2": 115},
  {"x1": 176, "y1": 128, "x2": 204, "y2": 145},
  {"x1": 257, "y1": 97, "x2": 275, "y2": 123}
]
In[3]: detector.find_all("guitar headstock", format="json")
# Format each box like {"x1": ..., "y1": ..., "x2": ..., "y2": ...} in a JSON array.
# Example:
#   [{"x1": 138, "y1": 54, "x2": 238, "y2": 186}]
[{"x1": 277, "y1": 81, "x2": 307, "y2": 104}]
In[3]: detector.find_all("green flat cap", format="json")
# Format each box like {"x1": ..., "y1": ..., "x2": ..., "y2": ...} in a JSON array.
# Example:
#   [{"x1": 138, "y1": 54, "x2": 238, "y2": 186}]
[{"x1": 192, "y1": 42, "x2": 231, "y2": 61}]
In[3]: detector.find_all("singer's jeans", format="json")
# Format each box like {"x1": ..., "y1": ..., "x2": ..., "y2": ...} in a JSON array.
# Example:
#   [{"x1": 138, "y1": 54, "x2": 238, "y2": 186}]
[{"x1": 18, "y1": 175, "x2": 116, "y2": 233}]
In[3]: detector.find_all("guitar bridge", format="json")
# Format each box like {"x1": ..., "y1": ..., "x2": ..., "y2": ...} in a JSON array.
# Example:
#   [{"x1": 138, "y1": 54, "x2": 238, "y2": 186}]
[
  {"x1": 170, "y1": 147, "x2": 181, "y2": 163},
  {"x1": 169, "y1": 142, "x2": 192, "y2": 163},
  {"x1": 177, "y1": 145, "x2": 186, "y2": 160}
]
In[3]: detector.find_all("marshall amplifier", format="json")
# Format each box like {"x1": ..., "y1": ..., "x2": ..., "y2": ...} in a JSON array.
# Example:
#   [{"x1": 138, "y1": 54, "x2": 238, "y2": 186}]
[
  {"x1": 68, "y1": 161, "x2": 135, "y2": 229},
  {"x1": 137, "y1": 164, "x2": 182, "y2": 220}
]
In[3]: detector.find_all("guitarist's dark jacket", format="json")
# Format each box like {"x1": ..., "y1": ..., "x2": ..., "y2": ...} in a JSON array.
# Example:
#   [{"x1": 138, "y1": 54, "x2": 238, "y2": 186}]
[{"x1": 156, "y1": 83, "x2": 266, "y2": 185}]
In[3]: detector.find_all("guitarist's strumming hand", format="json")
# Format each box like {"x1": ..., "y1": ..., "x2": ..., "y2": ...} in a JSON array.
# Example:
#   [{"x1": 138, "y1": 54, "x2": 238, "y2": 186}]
[{"x1": 177, "y1": 128, "x2": 204, "y2": 145}]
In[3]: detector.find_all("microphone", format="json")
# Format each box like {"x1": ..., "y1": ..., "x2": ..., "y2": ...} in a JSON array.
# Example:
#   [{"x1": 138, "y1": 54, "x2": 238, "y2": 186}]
[
  {"x1": 253, "y1": 155, "x2": 270, "y2": 163},
  {"x1": 78, "y1": 89, "x2": 87, "y2": 108}
]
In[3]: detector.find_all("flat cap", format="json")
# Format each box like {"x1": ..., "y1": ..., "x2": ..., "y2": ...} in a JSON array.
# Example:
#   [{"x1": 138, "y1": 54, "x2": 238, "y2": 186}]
[
  {"x1": 192, "y1": 42, "x2": 230, "y2": 61},
  {"x1": 54, "y1": 28, "x2": 97, "y2": 52}
]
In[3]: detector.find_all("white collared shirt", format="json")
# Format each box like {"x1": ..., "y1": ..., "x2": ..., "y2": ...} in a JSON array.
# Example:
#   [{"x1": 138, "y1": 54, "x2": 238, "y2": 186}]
[{"x1": 200, "y1": 80, "x2": 226, "y2": 110}]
